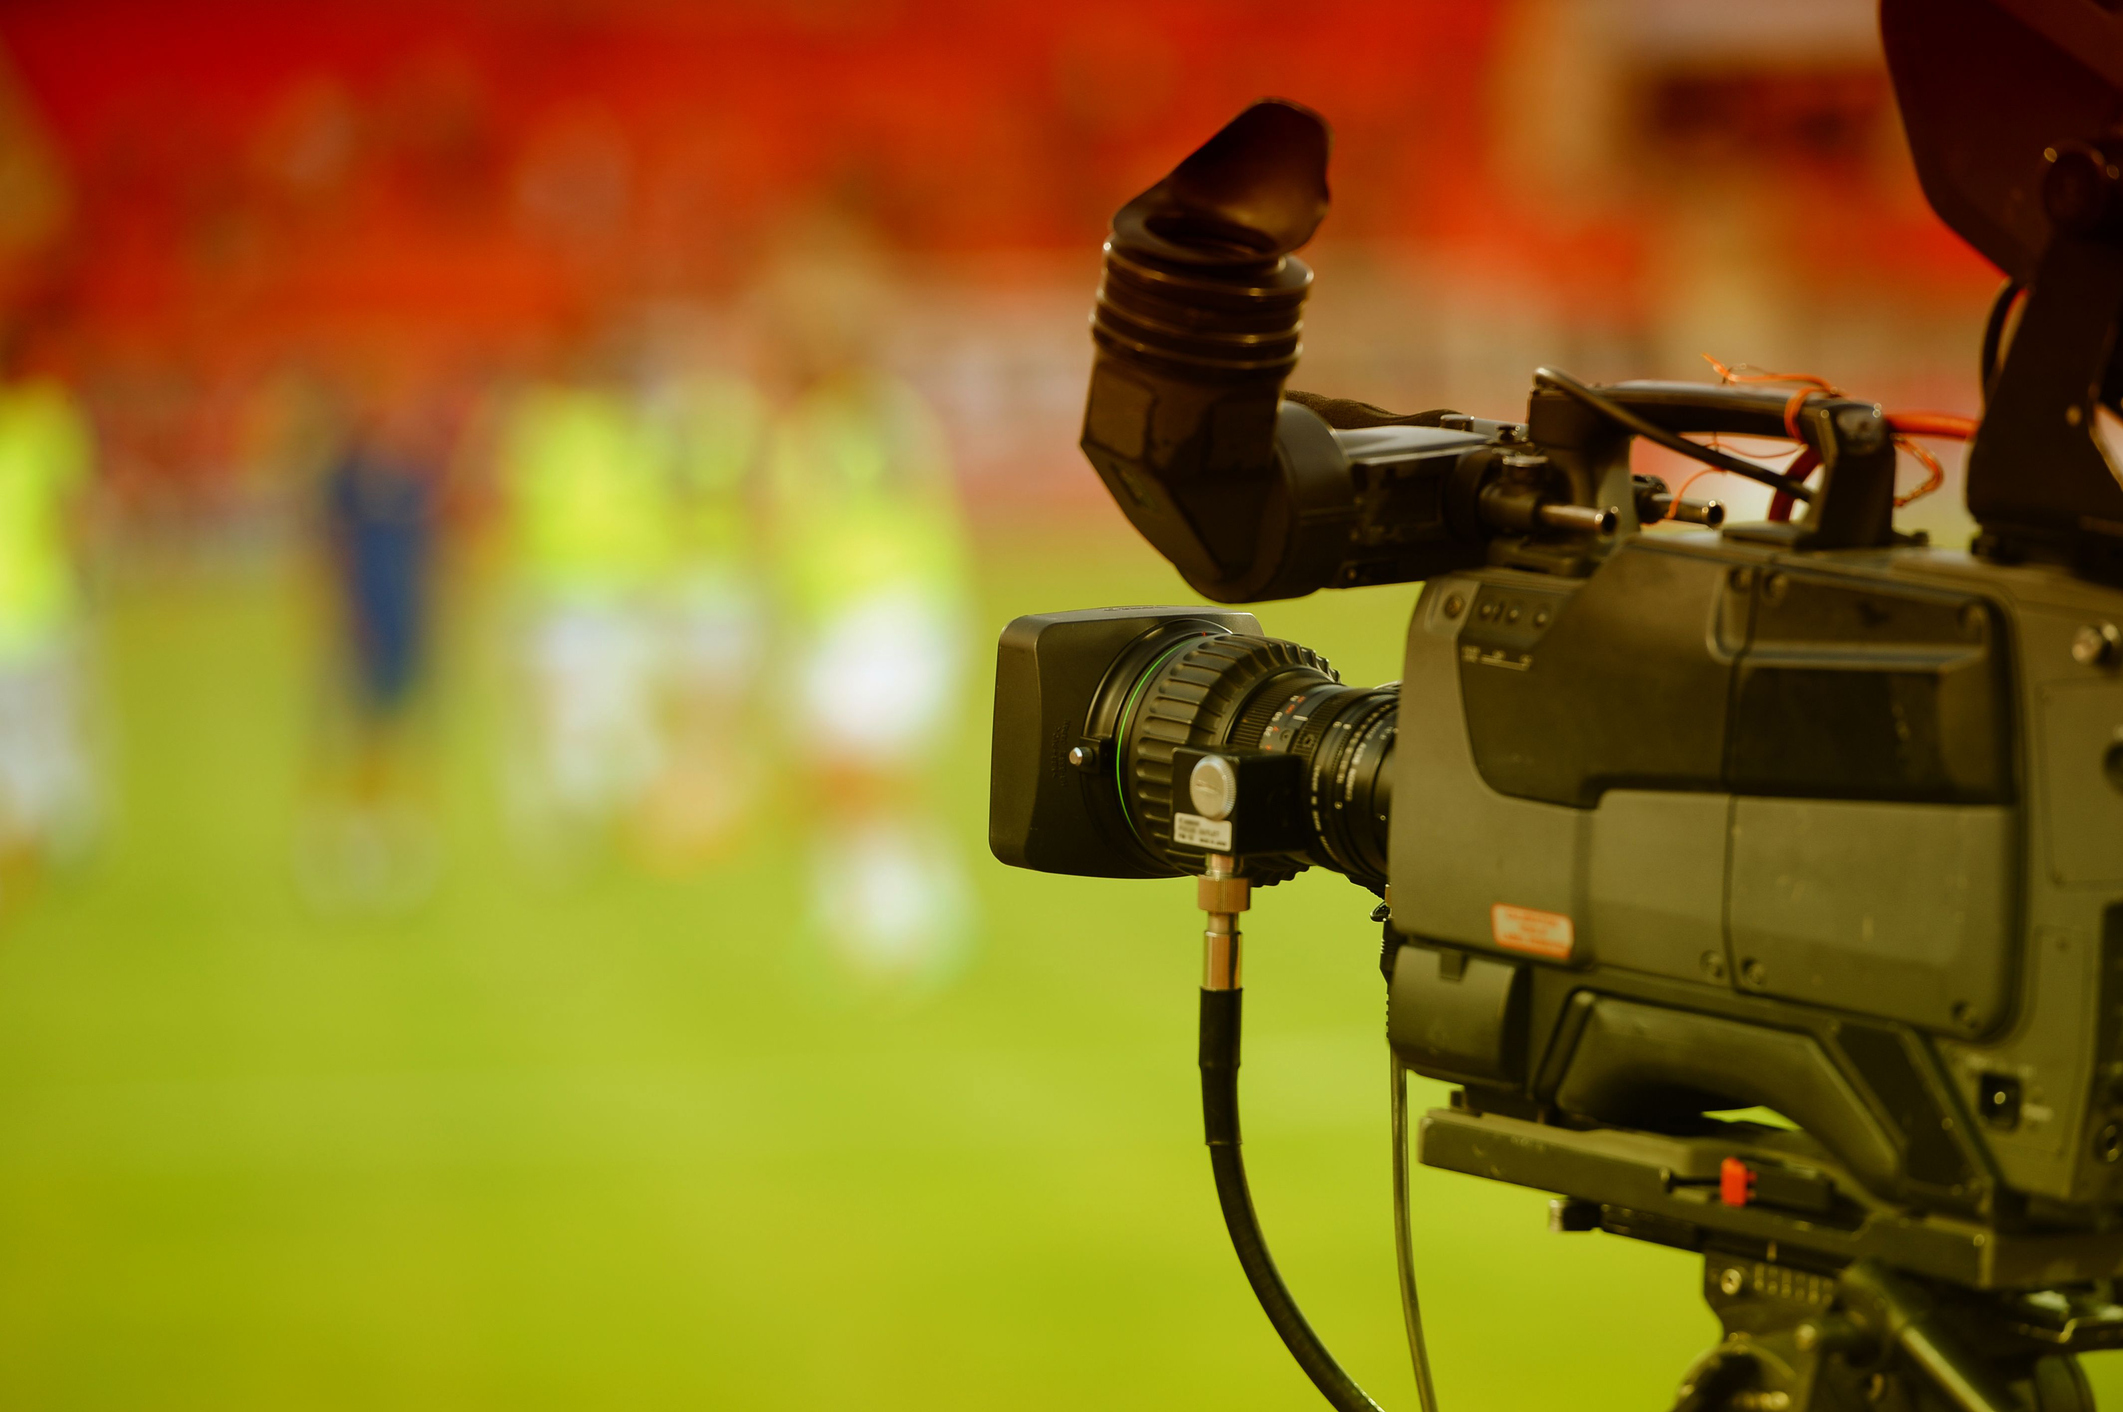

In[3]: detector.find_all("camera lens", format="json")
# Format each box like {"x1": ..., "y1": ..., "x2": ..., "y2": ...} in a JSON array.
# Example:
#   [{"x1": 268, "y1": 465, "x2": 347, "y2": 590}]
[{"x1": 1089, "y1": 626, "x2": 1395, "y2": 886}]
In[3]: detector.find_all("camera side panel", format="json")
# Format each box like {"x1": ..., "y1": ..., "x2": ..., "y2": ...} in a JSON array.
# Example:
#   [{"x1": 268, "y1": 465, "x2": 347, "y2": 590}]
[
  {"x1": 1928, "y1": 581, "x2": 2123, "y2": 1206},
  {"x1": 1728, "y1": 798, "x2": 2015, "y2": 1034}
]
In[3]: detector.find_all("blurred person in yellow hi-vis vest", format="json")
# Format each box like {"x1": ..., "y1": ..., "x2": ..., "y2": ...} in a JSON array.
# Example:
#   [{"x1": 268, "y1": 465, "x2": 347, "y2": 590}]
[
  {"x1": 0, "y1": 339, "x2": 98, "y2": 877},
  {"x1": 640, "y1": 356, "x2": 770, "y2": 865},
  {"x1": 497, "y1": 352, "x2": 674, "y2": 863},
  {"x1": 762, "y1": 223, "x2": 977, "y2": 993}
]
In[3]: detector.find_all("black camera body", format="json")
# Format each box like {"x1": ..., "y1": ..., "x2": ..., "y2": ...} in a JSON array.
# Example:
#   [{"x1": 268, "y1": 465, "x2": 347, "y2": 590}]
[
  {"x1": 988, "y1": 0, "x2": 2123, "y2": 1404},
  {"x1": 1394, "y1": 533, "x2": 2121, "y2": 1283},
  {"x1": 994, "y1": 432, "x2": 2123, "y2": 1287}
]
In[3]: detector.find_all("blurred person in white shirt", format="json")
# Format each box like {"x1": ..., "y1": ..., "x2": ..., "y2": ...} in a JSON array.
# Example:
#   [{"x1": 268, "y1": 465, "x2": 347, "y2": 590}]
[
  {"x1": 760, "y1": 222, "x2": 977, "y2": 993},
  {"x1": 638, "y1": 333, "x2": 772, "y2": 867},
  {"x1": 495, "y1": 342, "x2": 674, "y2": 867}
]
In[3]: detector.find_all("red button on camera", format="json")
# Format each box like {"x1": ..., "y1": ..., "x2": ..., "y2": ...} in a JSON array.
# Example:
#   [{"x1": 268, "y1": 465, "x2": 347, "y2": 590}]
[{"x1": 1719, "y1": 1157, "x2": 1756, "y2": 1207}]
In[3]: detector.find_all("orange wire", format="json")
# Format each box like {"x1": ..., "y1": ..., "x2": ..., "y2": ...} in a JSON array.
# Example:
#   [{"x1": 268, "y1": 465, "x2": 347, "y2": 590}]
[
  {"x1": 1701, "y1": 354, "x2": 1842, "y2": 439},
  {"x1": 1700, "y1": 356, "x2": 1974, "y2": 513},
  {"x1": 1887, "y1": 412, "x2": 1977, "y2": 440},
  {"x1": 1663, "y1": 466, "x2": 1725, "y2": 521},
  {"x1": 1770, "y1": 447, "x2": 1822, "y2": 522},
  {"x1": 1892, "y1": 436, "x2": 1946, "y2": 508},
  {"x1": 1884, "y1": 412, "x2": 1969, "y2": 508}
]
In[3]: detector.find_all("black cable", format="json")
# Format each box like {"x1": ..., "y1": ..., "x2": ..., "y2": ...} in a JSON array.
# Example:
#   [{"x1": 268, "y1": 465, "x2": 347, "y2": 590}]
[
  {"x1": 1532, "y1": 367, "x2": 1816, "y2": 503},
  {"x1": 1200, "y1": 988, "x2": 1387, "y2": 1412},
  {"x1": 1390, "y1": 1057, "x2": 1440, "y2": 1412},
  {"x1": 1979, "y1": 277, "x2": 2023, "y2": 406}
]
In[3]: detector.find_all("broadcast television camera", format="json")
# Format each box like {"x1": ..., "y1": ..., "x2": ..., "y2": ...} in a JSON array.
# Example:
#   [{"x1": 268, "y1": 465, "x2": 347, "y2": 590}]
[{"x1": 987, "y1": 2, "x2": 2123, "y2": 1409}]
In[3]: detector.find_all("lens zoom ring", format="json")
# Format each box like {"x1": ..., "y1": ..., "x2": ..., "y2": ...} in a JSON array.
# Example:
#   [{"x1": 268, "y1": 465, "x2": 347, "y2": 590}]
[{"x1": 1126, "y1": 635, "x2": 1334, "y2": 877}]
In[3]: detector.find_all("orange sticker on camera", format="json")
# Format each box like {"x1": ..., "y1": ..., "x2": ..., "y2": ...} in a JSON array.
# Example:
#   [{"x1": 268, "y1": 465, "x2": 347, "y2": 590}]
[{"x1": 1491, "y1": 903, "x2": 1574, "y2": 959}]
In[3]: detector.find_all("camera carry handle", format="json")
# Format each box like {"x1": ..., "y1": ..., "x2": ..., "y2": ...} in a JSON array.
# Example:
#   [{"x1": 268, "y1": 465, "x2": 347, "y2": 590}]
[{"x1": 1527, "y1": 372, "x2": 1904, "y2": 553}]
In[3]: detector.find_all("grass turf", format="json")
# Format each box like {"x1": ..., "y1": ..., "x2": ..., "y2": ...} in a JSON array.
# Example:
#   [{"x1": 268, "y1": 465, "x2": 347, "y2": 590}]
[{"x1": 0, "y1": 521, "x2": 2108, "y2": 1408}]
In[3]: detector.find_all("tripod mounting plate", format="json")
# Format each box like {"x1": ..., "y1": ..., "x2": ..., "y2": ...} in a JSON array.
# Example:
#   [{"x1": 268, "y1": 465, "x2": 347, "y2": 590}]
[{"x1": 1419, "y1": 1106, "x2": 2123, "y2": 1291}]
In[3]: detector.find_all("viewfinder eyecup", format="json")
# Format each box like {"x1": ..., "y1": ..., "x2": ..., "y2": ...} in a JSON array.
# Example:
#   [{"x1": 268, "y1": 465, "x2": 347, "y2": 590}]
[
  {"x1": 1110, "y1": 99, "x2": 1329, "y2": 273},
  {"x1": 1082, "y1": 101, "x2": 1354, "y2": 601}
]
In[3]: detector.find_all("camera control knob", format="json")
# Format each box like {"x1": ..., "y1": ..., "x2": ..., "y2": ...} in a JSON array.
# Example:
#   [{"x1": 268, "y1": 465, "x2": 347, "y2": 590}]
[
  {"x1": 2072, "y1": 621, "x2": 2121, "y2": 668},
  {"x1": 1534, "y1": 502, "x2": 1619, "y2": 536},
  {"x1": 1189, "y1": 754, "x2": 1240, "y2": 821}
]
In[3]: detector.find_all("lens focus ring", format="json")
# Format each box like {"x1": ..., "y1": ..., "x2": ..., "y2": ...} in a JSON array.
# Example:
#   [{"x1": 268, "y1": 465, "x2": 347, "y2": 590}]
[{"x1": 1122, "y1": 634, "x2": 1335, "y2": 881}]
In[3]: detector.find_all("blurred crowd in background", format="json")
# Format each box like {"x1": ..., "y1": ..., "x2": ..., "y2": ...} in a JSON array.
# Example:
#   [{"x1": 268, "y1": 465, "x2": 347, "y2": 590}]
[
  {"x1": 0, "y1": 0, "x2": 1999, "y2": 952},
  {"x1": 0, "y1": 2, "x2": 2049, "y2": 1406}
]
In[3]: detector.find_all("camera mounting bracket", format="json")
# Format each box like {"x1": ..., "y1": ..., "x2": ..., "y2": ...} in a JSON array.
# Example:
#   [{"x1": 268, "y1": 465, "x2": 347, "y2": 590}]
[
  {"x1": 1419, "y1": 1103, "x2": 2123, "y2": 1291},
  {"x1": 1967, "y1": 228, "x2": 2123, "y2": 581},
  {"x1": 1882, "y1": 0, "x2": 2123, "y2": 581}
]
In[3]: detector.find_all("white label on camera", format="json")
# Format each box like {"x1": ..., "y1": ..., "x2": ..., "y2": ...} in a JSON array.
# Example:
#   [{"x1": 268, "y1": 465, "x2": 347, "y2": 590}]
[
  {"x1": 1173, "y1": 812, "x2": 1234, "y2": 851},
  {"x1": 1491, "y1": 903, "x2": 1574, "y2": 959}
]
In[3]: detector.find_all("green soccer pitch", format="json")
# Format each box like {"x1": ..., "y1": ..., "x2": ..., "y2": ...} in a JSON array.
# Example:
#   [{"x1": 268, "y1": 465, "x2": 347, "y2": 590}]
[{"x1": 0, "y1": 522, "x2": 2106, "y2": 1410}]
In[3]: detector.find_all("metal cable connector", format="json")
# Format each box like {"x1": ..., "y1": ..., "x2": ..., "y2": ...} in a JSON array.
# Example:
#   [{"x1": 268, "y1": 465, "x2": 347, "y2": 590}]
[{"x1": 1199, "y1": 852, "x2": 1251, "y2": 990}]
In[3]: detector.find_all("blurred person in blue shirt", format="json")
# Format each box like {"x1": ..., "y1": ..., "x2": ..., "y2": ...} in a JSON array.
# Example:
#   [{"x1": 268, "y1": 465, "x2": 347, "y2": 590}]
[{"x1": 296, "y1": 385, "x2": 451, "y2": 912}]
